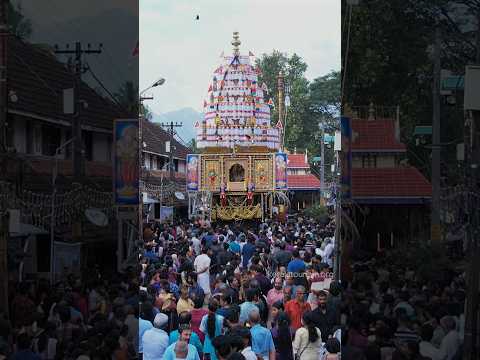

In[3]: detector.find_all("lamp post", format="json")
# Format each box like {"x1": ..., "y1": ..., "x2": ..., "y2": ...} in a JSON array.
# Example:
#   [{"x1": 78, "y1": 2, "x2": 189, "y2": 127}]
[
  {"x1": 319, "y1": 123, "x2": 325, "y2": 201},
  {"x1": 138, "y1": 78, "x2": 165, "y2": 243},
  {"x1": 50, "y1": 137, "x2": 76, "y2": 284}
]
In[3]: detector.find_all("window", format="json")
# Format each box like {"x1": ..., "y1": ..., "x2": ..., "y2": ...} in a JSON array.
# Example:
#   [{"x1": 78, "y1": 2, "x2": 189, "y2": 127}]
[
  {"x1": 42, "y1": 125, "x2": 61, "y2": 156},
  {"x1": 362, "y1": 155, "x2": 376, "y2": 168},
  {"x1": 158, "y1": 156, "x2": 166, "y2": 170},
  {"x1": 82, "y1": 131, "x2": 93, "y2": 161},
  {"x1": 145, "y1": 153, "x2": 150, "y2": 169}
]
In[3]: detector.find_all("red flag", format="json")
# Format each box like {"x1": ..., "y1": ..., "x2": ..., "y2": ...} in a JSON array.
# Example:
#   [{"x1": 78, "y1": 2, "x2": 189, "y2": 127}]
[
  {"x1": 194, "y1": 121, "x2": 200, "y2": 128},
  {"x1": 208, "y1": 84, "x2": 212, "y2": 92},
  {"x1": 203, "y1": 100, "x2": 207, "y2": 107},
  {"x1": 132, "y1": 41, "x2": 139, "y2": 57},
  {"x1": 268, "y1": 99, "x2": 274, "y2": 106},
  {"x1": 276, "y1": 121, "x2": 283, "y2": 129}
]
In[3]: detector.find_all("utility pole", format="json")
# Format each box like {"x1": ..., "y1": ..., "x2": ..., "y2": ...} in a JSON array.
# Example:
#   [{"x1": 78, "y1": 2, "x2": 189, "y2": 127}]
[
  {"x1": 431, "y1": 27, "x2": 441, "y2": 244},
  {"x1": 320, "y1": 126, "x2": 325, "y2": 201},
  {"x1": 464, "y1": 9, "x2": 480, "y2": 359},
  {"x1": 54, "y1": 42, "x2": 102, "y2": 181},
  {"x1": 0, "y1": 211, "x2": 8, "y2": 320},
  {"x1": 160, "y1": 122, "x2": 182, "y2": 181},
  {"x1": 277, "y1": 71, "x2": 285, "y2": 150},
  {"x1": 0, "y1": 0, "x2": 7, "y2": 152}
]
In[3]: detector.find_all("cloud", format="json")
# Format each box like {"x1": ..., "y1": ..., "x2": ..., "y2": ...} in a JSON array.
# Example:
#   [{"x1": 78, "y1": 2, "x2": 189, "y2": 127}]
[{"x1": 140, "y1": 0, "x2": 340, "y2": 113}]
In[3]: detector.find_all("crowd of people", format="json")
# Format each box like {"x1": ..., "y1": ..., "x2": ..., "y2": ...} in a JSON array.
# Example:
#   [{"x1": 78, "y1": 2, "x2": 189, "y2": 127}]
[
  {"x1": 0, "y1": 210, "x2": 468, "y2": 360},
  {"x1": 139, "y1": 213, "x2": 342, "y2": 360},
  {"x1": 0, "y1": 265, "x2": 140, "y2": 359},
  {"x1": 341, "y1": 242, "x2": 466, "y2": 360}
]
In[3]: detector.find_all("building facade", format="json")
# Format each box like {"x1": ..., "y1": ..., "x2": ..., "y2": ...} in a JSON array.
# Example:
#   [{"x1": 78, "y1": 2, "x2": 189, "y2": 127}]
[
  {"x1": 286, "y1": 153, "x2": 321, "y2": 211},
  {"x1": 347, "y1": 108, "x2": 432, "y2": 250}
]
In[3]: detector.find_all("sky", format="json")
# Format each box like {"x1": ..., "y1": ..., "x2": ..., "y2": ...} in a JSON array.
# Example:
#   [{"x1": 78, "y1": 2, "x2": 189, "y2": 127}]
[{"x1": 140, "y1": 0, "x2": 341, "y2": 115}]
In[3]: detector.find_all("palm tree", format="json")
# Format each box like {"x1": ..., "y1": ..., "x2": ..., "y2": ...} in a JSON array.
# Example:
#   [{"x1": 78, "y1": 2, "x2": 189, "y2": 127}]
[{"x1": 9, "y1": 2, "x2": 33, "y2": 39}]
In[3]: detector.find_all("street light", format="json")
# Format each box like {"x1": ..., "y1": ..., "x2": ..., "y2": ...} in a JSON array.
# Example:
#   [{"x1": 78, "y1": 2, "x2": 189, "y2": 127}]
[
  {"x1": 50, "y1": 137, "x2": 76, "y2": 284},
  {"x1": 140, "y1": 77, "x2": 166, "y2": 99}
]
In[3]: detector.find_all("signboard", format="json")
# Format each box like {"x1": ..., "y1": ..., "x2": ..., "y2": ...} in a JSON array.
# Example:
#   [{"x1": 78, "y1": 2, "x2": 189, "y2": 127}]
[
  {"x1": 53, "y1": 241, "x2": 81, "y2": 281},
  {"x1": 160, "y1": 206, "x2": 174, "y2": 221},
  {"x1": 186, "y1": 154, "x2": 200, "y2": 191},
  {"x1": 274, "y1": 153, "x2": 288, "y2": 190},
  {"x1": 465, "y1": 65, "x2": 480, "y2": 110},
  {"x1": 114, "y1": 119, "x2": 139, "y2": 205},
  {"x1": 340, "y1": 117, "x2": 352, "y2": 200}
]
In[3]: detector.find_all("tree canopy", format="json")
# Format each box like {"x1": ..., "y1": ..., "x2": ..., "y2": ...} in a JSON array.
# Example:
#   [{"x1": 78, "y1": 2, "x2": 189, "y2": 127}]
[
  {"x1": 342, "y1": 0, "x2": 479, "y2": 183},
  {"x1": 256, "y1": 51, "x2": 340, "y2": 155}
]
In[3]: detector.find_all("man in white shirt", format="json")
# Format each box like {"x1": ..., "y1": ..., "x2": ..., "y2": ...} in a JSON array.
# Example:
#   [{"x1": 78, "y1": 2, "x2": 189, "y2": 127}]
[
  {"x1": 439, "y1": 316, "x2": 460, "y2": 360},
  {"x1": 142, "y1": 312, "x2": 169, "y2": 360},
  {"x1": 419, "y1": 324, "x2": 446, "y2": 360},
  {"x1": 194, "y1": 247, "x2": 211, "y2": 300},
  {"x1": 191, "y1": 235, "x2": 201, "y2": 256},
  {"x1": 320, "y1": 239, "x2": 334, "y2": 268}
]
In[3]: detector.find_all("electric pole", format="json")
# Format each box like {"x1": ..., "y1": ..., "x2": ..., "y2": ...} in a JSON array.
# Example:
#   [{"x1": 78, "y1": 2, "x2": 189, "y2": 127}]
[
  {"x1": 0, "y1": 211, "x2": 7, "y2": 319},
  {"x1": 160, "y1": 122, "x2": 182, "y2": 181},
  {"x1": 54, "y1": 42, "x2": 102, "y2": 181},
  {"x1": 0, "y1": 0, "x2": 7, "y2": 152},
  {"x1": 431, "y1": 27, "x2": 441, "y2": 244},
  {"x1": 320, "y1": 126, "x2": 325, "y2": 201},
  {"x1": 464, "y1": 9, "x2": 480, "y2": 359}
]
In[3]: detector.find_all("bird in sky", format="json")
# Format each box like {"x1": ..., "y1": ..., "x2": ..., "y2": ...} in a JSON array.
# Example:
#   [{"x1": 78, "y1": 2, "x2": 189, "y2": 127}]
[{"x1": 195, "y1": 15, "x2": 199, "y2": 20}]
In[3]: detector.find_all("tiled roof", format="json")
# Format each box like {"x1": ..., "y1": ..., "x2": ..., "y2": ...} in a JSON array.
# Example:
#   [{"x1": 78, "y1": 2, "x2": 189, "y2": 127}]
[
  {"x1": 8, "y1": 37, "x2": 127, "y2": 130},
  {"x1": 287, "y1": 154, "x2": 309, "y2": 168},
  {"x1": 287, "y1": 174, "x2": 321, "y2": 190},
  {"x1": 351, "y1": 167, "x2": 431, "y2": 198},
  {"x1": 351, "y1": 119, "x2": 406, "y2": 152},
  {"x1": 141, "y1": 118, "x2": 190, "y2": 159}
]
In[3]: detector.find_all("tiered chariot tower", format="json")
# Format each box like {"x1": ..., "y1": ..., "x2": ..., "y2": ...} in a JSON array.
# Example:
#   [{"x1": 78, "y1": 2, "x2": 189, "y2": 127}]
[{"x1": 186, "y1": 32, "x2": 289, "y2": 221}]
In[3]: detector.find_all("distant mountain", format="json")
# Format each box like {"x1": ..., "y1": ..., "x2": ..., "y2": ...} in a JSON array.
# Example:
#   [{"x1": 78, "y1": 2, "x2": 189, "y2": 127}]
[{"x1": 151, "y1": 108, "x2": 202, "y2": 145}]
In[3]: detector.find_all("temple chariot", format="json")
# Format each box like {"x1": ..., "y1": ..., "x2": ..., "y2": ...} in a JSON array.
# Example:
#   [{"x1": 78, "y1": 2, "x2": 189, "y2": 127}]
[{"x1": 186, "y1": 32, "x2": 289, "y2": 221}]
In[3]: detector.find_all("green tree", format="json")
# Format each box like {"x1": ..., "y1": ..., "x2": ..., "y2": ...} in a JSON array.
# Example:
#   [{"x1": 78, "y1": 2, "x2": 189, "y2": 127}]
[
  {"x1": 256, "y1": 52, "x2": 340, "y2": 155},
  {"x1": 256, "y1": 51, "x2": 314, "y2": 152},
  {"x1": 141, "y1": 103, "x2": 153, "y2": 120},
  {"x1": 342, "y1": 0, "x2": 477, "y2": 183},
  {"x1": 309, "y1": 71, "x2": 340, "y2": 132},
  {"x1": 9, "y1": 2, "x2": 32, "y2": 39},
  {"x1": 115, "y1": 81, "x2": 139, "y2": 117}
]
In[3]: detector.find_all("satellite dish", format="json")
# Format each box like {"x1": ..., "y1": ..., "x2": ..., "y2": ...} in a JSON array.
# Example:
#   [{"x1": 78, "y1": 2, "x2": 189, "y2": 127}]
[
  {"x1": 85, "y1": 208, "x2": 108, "y2": 227},
  {"x1": 175, "y1": 192, "x2": 185, "y2": 200}
]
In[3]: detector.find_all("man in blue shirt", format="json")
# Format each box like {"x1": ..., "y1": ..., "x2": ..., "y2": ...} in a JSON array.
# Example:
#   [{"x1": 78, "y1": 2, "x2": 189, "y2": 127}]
[
  {"x1": 142, "y1": 313, "x2": 169, "y2": 360},
  {"x1": 249, "y1": 309, "x2": 275, "y2": 360},
  {"x1": 287, "y1": 249, "x2": 306, "y2": 274},
  {"x1": 240, "y1": 288, "x2": 260, "y2": 324},
  {"x1": 139, "y1": 316, "x2": 153, "y2": 354},
  {"x1": 242, "y1": 237, "x2": 256, "y2": 269}
]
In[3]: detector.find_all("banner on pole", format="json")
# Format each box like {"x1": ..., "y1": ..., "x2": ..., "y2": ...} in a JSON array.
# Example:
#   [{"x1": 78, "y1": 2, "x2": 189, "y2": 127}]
[
  {"x1": 274, "y1": 153, "x2": 288, "y2": 190},
  {"x1": 114, "y1": 119, "x2": 139, "y2": 205},
  {"x1": 186, "y1": 154, "x2": 200, "y2": 191},
  {"x1": 340, "y1": 117, "x2": 352, "y2": 200}
]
